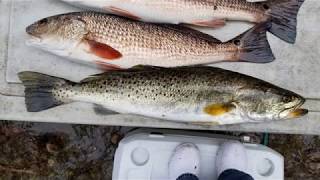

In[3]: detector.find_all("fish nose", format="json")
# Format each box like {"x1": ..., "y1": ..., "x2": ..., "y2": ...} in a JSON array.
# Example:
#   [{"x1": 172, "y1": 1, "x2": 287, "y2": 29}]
[
  {"x1": 26, "y1": 24, "x2": 36, "y2": 35},
  {"x1": 295, "y1": 95, "x2": 305, "y2": 107}
]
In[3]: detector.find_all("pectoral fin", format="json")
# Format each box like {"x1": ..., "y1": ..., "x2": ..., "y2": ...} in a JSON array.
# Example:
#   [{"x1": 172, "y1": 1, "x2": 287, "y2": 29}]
[
  {"x1": 191, "y1": 121, "x2": 220, "y2": 126},
  {"x1": 107, "y1": 6, "x2": 141, "y2": 20},
  {"x1": 191, "y1": 19, "x2": 226, "y2": 28},
  {"x1": 204, "y1": 103, "x2": 235, "y2": 116},
  {"x1": 86, "y1": 39, "x2": 122, "y2": 60},
  {"x1": 94, "y1": 61, "x2": 122, "y2": 71}
]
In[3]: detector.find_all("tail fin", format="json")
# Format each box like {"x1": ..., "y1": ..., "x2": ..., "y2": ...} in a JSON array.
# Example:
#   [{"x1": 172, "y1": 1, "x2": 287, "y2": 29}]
[
  {"x1": 18, "y1": 72, "x2": 70, "y2": 112},
  {"x1": 267, "y1": 0, "x2": 305, "y2": 43},
  {"x1": 229, "y1": 22, "x2": 275, "y2": 63}
]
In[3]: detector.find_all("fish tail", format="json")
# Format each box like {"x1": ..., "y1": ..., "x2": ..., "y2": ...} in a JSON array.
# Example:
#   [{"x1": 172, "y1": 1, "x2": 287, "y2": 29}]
[
  {"x1": 267, "y1": 0, "x2": 305, "y2": 43},
  {"x1": 18, "y1": 72, "x2": 72, "y2": 112},
  {"x1": 230, "y1": 22, "x2": 275, "y2": 63}
]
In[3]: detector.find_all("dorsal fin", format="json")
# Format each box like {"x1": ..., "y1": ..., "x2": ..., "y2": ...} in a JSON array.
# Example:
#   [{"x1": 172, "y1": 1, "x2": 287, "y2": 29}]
[
  {"x1": 80, "y1": 65, "x2": 166, "y2": 83},
  {"x1": 80, "y1": 73, "x2": 110, "y2": 83},
  {"x1": 161, "y1": 24, "x2": 222, "y2": 43}
]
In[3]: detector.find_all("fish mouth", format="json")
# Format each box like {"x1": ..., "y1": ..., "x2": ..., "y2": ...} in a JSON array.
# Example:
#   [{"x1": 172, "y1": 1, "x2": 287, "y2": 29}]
[
  {"x1": 280, "y1": 98, "x2": 308, "y2": 119},
  {"x1": 25, "y1": 35, "x2": 42, "y2": 46},
  {"x1": 286, "y1": 108, "x2": 308, "y2": 118}
]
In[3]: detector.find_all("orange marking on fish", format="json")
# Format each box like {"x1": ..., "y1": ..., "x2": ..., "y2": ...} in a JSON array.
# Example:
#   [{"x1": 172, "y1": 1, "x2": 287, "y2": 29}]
[
  {"x1": 204, "y1": 103, "x2": 235, "y2": 116},
  {"x1": 86, "y1": 39, "x2": 122, "y2": 60},
  {"x1": 191, "y1": 19, "x2": 226, "y2": 28},
  {"x1": 94, "y1": 61, "x2": 123, "y2": 71},
  {"x1": 107, "y1": 6, "x2": 141, "y2": 20}
]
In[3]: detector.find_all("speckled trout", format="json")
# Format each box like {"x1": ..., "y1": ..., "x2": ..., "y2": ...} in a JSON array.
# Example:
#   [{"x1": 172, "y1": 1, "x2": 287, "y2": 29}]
[
  {"x1": 26, "y1": 12, "x2": 274, "y2": 70},
  {"x1": 18, "y1": 66, "x2": 308, "y2": 125},
  {"x1": 61, "y1": 0, "x2": 305, "y2": 43}
]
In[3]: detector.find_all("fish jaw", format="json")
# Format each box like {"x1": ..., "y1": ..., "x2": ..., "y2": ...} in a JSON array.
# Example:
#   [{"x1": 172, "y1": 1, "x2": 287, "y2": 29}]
[
  {"x1": 280, "y1": 98, "x2": 308, "y2": 119},
  {"x1": 286, "y1": 108, "x2": 308, "y2": 119},
  {"x1": 25, "y1": 35, "x2": 79, "y2": 58},
  {"x1": 25, "y1": 36, "x2": 42, "y2": 47}
]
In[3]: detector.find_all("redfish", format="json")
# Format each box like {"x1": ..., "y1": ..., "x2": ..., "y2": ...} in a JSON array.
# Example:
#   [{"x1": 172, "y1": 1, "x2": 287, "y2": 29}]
[
  {"x1": 26, "y1": 12, "x2": 274, "y2": 70},
  {"x1": 61, "y1": 0, "x2": 305, "y2": 43}
]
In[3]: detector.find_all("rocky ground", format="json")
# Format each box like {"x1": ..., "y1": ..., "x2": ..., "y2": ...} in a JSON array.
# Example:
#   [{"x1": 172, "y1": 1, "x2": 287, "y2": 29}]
[{"x1": 0, "y1": 121, "x2": 319, "y2": 180}]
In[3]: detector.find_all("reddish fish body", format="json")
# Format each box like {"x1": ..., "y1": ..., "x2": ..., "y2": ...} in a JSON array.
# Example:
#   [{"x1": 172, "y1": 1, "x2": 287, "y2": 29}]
[
  {"x1": 26, "y1": 12, "x2": 274, "y2": 70},
  {"x1": 61, "y1": 0, "x2": 305, "y2": 43}
]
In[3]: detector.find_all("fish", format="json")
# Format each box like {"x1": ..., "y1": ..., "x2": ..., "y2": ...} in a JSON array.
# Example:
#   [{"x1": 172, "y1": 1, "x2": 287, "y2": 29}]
[
  {"x1": 18, "y1": 66, "x2": 308, "y2": 125},
  {"x1": 60, "y1": 0, "x2": 305, "y2": 44},
  {"x1": 26, "y1": 12, "x2": 274, "y2": 70}
]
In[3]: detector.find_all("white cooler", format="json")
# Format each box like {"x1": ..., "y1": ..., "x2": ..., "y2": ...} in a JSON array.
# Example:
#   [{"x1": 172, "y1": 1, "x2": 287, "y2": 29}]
[{"x1": 113, "y1": 129, "x2": 284, "y2": 180}]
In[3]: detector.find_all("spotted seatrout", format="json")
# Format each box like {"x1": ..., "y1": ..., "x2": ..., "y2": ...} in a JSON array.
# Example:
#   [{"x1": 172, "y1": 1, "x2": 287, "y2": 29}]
[
  {"x1": 26, "y1": 12, "x2": 274, "y2": 70},
  {"x1": 61, "y1": 0, "x2": 305, "y2": 43},
  {"x1": 19, "y1": 66, "x2": 308, "y2": 125}
]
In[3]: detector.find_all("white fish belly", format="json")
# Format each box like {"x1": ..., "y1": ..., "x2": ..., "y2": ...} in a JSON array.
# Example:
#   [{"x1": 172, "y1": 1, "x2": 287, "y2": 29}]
[
  {"x1": 73, "y1": 94, "x2": 250, "y2": 125},
  {"x1": 106, "y1": 101, "x2": 250, "y2": 125}
]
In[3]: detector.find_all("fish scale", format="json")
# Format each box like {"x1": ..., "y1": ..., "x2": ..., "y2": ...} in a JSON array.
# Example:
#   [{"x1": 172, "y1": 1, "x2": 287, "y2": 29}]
[
  {"x1": 60, "y1": 0, "x2": 305, "y2": 43},
  {"x1": 26, "y1": 11, "x2": 275, "y2": 68},
  {"x1": 19, "y1": 66, "x2": 307, "y2": 124}
]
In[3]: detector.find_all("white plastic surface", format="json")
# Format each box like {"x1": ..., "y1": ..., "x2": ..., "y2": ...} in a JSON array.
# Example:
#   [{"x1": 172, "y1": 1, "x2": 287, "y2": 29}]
[{"x1": 113, "y1": 130, "x2": 284, "y2": 180}]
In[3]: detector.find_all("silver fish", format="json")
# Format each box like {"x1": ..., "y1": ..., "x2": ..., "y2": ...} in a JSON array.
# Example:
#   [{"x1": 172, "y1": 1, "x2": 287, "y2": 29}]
[{"x1": 19, "y1": 66, "x2": 308, "y2": 125}]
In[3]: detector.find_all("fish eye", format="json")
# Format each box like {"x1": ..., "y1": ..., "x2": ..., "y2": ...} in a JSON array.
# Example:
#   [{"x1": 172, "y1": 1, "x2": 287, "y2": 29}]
[
  {"x1": 39, "y1": 18, "x2": 48, "y2": 25},
  {"x1": 233, "y1": 39, "x2": 241, "y2": 46},
  {"x1": 282, "y1": 96, "x2": 293, "y2": 103},
  {"x1": 263, "y1": 4, "x2": 270, "y2": 10}
]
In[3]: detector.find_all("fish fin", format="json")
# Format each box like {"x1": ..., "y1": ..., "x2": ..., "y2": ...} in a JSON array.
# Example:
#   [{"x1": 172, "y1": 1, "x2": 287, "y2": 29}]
[
  {"x1": 94, "y1": 61, "x2": 123, "y2": 71},
  {"x1": 80, "y1": 72, "x2": 109, "y2": 83},
  {"x1": 204, "y1": 103, "x2": 236, "y2": 116},
  {"x1": 107, "y1": 6, "x2": 141, "y2": 20},
  {"x1": 162, "y1": 24, "x2": 222, "y2": 43},
  {"x1": 287, "y1": 108, "x2": 308, "y2": 118},
  {"x1": 191, "y1": 19, "x2": 226, "y2": 28},
  {"x1": 130, "y1": 65, "x2": 167, "y2": 71},
  {"x1": 81, "y1": 65, "x2": 168, "y2": 83},
  {"x1": 86, "y1": 39, "x2": 122, "y2": 60},
  {"x1": 267, "y1": 0, "x2": 305, "y2": 44},
  {"x1": 191, "y1": 121, "x2": 220, "y2": 126},
  {"x1": 229, "y1": 22, "x2": 275, "y2": 63},
  {"x1": 93, "y1": 104, "x2": 115, "y2": 115},
  {"x1": 18, "y1": 72, "x2": 70, "y2": 112}
]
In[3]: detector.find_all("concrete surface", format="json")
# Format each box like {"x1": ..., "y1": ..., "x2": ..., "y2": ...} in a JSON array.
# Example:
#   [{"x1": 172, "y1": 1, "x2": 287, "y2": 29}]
[{"x1": 1, "y1": 0, "x2": 320, "y2": 134}]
